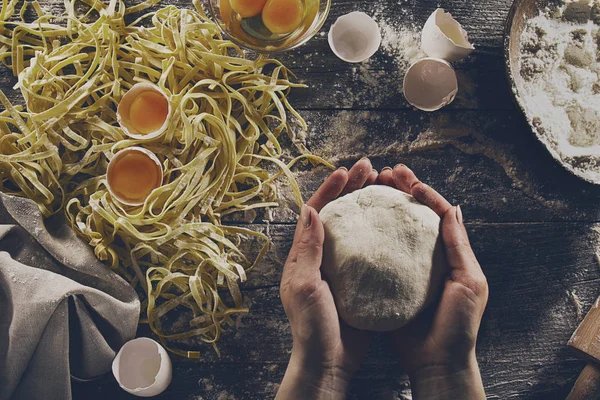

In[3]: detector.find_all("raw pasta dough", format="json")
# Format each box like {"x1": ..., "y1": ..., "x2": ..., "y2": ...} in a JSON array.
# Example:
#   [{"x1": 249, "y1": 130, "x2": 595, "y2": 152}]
[{"x1": 319, "y1": 185, "x2": 448, "y2": 331}]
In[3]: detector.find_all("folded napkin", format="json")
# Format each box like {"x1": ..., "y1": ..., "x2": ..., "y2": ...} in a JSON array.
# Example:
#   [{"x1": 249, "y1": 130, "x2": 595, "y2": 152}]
[{"x1": 0, "y1": 194, "x2": 140, "y2": 400}]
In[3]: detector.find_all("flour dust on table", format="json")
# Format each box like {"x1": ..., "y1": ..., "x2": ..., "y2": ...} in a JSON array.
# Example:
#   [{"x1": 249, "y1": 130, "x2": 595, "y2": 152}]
[
  {"x1": 369, "y1": 3, "x2": 425, "y2": 69},
  {"x1": 518, "y1": 0, "x2": 600, "y2": 182},
  {"x1": 377, "y1": 19, "x2": 425, "y2": 69}
]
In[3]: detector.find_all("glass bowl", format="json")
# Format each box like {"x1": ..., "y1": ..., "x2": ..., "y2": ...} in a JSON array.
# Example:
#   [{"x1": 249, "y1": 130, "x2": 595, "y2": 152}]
[{"x1": 206, "y1": 0, "x2": 331, "y2": 53}]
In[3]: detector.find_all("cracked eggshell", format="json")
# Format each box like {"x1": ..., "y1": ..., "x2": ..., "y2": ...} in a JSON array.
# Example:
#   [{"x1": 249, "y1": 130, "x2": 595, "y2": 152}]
[
  {"x1": 328, "y1": 12, "x2": 381, "y2": 63},
  {"x1": 421, "y1": 8, "x2": 474, "y2": 63},
  {"x1": 403, "y1": 58, "x2": 458, "y2": 112},
  {"x1": 117, "y1": 82, "x2": 171, "y2": 140},
  {"x1": 106, "y1": 147, "x2": 163, "y2": 207},
  {"x1": 112, "y1": 337, "x2": 172, "y2": 397}
]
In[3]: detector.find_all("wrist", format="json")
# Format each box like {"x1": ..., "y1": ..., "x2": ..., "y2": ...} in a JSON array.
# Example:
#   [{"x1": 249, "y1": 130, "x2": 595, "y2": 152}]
[
  {"x1": 276, "y1": 346, "x2": 351, "y2": 400},
  {"x1": 409, "y1": 354, "x2": 485, "y2": 400}
]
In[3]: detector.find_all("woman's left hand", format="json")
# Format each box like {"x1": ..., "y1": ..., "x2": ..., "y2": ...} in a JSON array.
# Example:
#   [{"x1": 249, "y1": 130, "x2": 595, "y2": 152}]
[{"x1": 277, "y1": 158, "x2": 378, "y2": 400}]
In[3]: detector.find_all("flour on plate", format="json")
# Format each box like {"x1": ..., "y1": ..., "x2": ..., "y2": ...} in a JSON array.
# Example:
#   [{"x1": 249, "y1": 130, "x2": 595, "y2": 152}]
[{"x1": 517, "y1": 0, "x2": 600, "y2": 182}]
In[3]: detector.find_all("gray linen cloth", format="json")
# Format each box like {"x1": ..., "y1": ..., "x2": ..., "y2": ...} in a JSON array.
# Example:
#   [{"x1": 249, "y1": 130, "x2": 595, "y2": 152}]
[{"x1": 0, "y1": 194, "x2": 140, "y2": 400}]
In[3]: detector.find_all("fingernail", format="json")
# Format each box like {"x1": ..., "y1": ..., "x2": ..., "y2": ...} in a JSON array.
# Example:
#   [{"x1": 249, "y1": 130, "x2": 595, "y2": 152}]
[
  {"x1": 300, "y1": 204, "x2": 312, "y2": 228},
  {"x1": 338, "y1": 166, "x2": 348, "y2": 171},
  {"x1": 382, "y1": 167, "x2": 392, "y2": 171},
  {"x1": 394, "y1": 163, "x2": 406, "y2": 170},
  {"x1": 360, "y1": 157, "x2": 370, "y2": 163},
  {"x1": 456, "y1": 205, "x2": 463, "y2": 225}
]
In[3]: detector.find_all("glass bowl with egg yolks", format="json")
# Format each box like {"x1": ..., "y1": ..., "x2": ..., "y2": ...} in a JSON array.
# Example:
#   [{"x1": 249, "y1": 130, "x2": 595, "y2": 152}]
[{"x1": 207, "y1": 0, "x2": 330, "y2": 52}]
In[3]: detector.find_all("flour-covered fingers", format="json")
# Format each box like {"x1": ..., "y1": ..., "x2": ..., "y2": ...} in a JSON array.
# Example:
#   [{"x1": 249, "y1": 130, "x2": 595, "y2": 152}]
[
  {"x1": 392, "y1": 164, "x2": 419, "y2": 193},
  {"x1": 341, "y1": 158, "x2": 372, "y2": 195},
  {"x1": 306, "y1": 167, "x2": 349, "y2": 212},
  {"x1": 365, "y1": 169, "x2": 379, "y2": 186},
  {"x1": 377, "y1": 167, "x2": 394, "y2": 187},
  {"x1": 442, "y1": 206, "x2": 488, "y2": 300}
]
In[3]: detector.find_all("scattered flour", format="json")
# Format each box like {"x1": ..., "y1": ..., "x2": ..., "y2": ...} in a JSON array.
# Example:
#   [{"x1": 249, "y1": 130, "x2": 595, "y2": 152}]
[
  {"x1": 370, "y1": 2, "x2": 424, "y2": 68},
  {"x1": 517, "y1": 0, "x2": 600, "y2": 183},
  {"x1": 377, "y1": 19, "x2": 426, "y2": 69},
  {"x1": 335, "y1": 7, "x2": 425, "y2": 107}
]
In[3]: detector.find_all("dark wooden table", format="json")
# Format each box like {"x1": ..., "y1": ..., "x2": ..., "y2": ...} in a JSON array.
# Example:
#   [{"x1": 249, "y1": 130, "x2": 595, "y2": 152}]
[{"x1": 6, "y1": 0, "x2": 600, "y2": 399}]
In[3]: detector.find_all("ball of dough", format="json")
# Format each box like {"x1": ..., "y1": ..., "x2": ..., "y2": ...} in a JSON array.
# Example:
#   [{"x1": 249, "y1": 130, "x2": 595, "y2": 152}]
[{"x1": 319, "y1": 185, "x2": 448, "y2": 331}]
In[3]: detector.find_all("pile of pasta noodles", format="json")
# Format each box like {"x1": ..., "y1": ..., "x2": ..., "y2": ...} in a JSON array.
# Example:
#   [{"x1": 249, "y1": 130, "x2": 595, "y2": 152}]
[{"x1": 0, "y1": 0, "x2": 329, "y2": 357}]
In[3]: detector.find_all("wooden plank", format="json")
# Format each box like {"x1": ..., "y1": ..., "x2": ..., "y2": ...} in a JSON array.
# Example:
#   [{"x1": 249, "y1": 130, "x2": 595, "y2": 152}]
[
  {"x1": 72, "y1": 361, "x2": 415, "y2": 400},
  {"x1": 221, "y1": 110, "x2": 600, "y2": 224},
  {"x1": 569, "y1": 300, "x2": 600, "y2": 363},
  {"x1": 240, "y1": 221, "x2": 600, "y2": 289},
  {"x1": 71, "y1": 356, "x2": 581, "y2": 400},
  {"x1": 72, "y1": 221, "x2": 600, "y2": 399},
  {"x1": 286, "y1": 51, "x2": 516, "y2": 111}
]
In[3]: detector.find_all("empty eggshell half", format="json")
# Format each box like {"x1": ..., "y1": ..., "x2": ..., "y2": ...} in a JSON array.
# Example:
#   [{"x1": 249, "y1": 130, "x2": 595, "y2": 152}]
[
  {"x1": 117, "y1": 82, "x2": 171, "y2": 140},
  {"x1": 403, "y1": 58, "x2": 458, "y2": 112},
  {"x1": 112, "y1": 337, "x2": 172, "y2": 397},
  {"x1": 328, "y1": 12, "x2": 381, "y2": 63},
  {"x1": 421, "y1": 8, "x2": 474, "y2": 63},
  {"x1": 106, "y1": 147, "x2": 163, "y2": 207}
]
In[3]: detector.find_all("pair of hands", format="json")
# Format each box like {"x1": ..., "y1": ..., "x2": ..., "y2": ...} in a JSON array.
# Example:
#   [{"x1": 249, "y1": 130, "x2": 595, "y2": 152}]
[{"x1": 277, "y1": 158, "x2": 489, "y2": 400}]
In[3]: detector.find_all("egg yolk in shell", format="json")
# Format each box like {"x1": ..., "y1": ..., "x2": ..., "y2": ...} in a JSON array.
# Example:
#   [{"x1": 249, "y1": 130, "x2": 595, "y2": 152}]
[
  {"x1": 128, "y1": 91, "x2": 169, "y2": 135},
  {"x1": 262, "y1": 0, "x2": 304, "y2": 35},
  {"x1": 230, "y1": 0, "x2": 268, "y2": 18},
  {"x1": 108, "y1": 151, "x2": 162, "y2": 204}
]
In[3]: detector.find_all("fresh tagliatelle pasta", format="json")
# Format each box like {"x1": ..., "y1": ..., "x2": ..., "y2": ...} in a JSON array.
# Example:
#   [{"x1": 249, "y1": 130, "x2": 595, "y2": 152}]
[{"x1": 0, "y1": 0, "x2": 331, "y2": 357}]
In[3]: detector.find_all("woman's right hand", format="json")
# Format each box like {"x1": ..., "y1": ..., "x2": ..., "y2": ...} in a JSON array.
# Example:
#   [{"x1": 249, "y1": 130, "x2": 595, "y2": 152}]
[{"x1": 377, "y1": 164, "x2": 489, "y2": 400}]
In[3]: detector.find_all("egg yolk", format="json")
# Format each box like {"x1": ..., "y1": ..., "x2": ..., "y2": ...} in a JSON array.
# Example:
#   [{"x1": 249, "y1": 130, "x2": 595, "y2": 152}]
[
  {"x1": 108, "y1": 152, "x2": 162, "y2": 203},
  {"x1": 230, "y1": 0, "x2": 267, "y2": 18},
  {"x1": 128, "y1": 91, "x2": 169, "y2": 135},
  {"x1": 262, "y1": 0, "x2": 304, "y2": 35}
]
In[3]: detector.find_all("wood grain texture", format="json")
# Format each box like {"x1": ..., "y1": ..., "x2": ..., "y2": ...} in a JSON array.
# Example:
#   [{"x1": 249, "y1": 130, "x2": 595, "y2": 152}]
[
  {"x1": 248, "y1": 110, "x2": 600, "y2": 224},
  {"x1": 3, "y1": 0, "x2": 600, "y2": 399},
  {"x1": 569, "y1": 298, "x2": 600, "y2": 363},
  {"x1": 565, "y1": 363, "x2": 600, "y2": 400}
]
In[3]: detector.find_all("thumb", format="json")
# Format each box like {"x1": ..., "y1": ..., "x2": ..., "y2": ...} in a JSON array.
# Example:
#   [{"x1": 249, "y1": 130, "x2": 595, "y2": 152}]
[
  {"x1": 284, "y1": 204, "x2": 325, "y2": 279},
  {"x1": 442, "y1": 206, "x2": 482, "y2": 278},
  {"x1": 442, "y1": 206, "x2": 488, "y2": 298}
]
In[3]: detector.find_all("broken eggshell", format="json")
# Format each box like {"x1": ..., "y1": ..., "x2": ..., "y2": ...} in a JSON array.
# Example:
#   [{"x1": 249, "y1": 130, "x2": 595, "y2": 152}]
[
  {"x1": 117, "y1": 82, "x2": 171, "y2": 140},
  {"x1": 403, "y1": 57, "x2": 458, "y2": 112},
  {"x1": 328, "y1": 12, "x2": 381, "y2": 63},
  {"x1": 421, "y1": 8, "x2": 474, "y2": 63},
  {"x1": 106, "y1": 147, "x2": 163, "y2": 207},
  {"x1": 112, "y1": 337, "x2": 172, "y2": 397}
]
